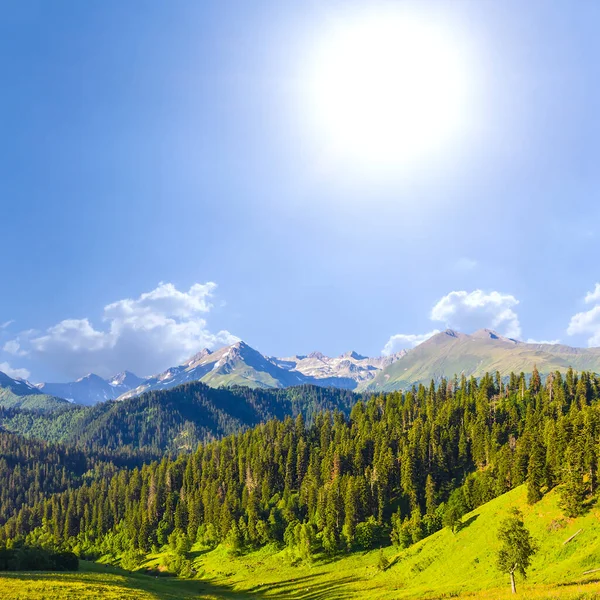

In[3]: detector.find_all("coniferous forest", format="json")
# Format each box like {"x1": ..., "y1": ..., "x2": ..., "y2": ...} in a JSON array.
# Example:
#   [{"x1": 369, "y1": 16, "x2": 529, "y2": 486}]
[
  {"x1": 0, "y1": 382, "x2": 357, "y2": 451},
  {"x1": 0, "y1": 367, "x2": 598, "y2": 576}
]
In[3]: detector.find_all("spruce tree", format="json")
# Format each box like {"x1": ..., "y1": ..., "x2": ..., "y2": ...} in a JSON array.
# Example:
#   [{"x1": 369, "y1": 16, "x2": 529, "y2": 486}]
[
  {"x1": 559, "y1": 444, "x2": 588, "y2": 517},
  {"x1": 526, "y1": 435, "x2": 545, "y2": 504}
]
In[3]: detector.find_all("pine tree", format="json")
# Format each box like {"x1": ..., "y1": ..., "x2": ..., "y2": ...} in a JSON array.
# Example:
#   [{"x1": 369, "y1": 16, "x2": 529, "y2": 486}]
[
  {"x1": 559, "y1": 444, "x2": 588, "y2": 517},
  {"x1": 526, "y1": 435, "x2": 545, "y2": 504}
]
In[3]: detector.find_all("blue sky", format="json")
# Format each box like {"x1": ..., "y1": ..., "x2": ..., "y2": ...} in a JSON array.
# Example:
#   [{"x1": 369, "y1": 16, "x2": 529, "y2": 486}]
[{"x1": 1, "y1": 0, "x2": 600, "y2": 382}]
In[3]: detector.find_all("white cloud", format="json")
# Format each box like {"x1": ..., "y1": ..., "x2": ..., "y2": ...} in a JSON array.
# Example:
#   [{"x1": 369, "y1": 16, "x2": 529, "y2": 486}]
[
  {"x1": 526, "y1": 338, "x2": 560, "y2": 345},
  {"x1": 0, "y1": 320, "x2": 14, "y2": 329},
  {"x1": 0, "y1": 362, "x2": 30, "y2": 380},
  {"x1": 567, "y1": 284, "x2": 600, "y2": 347},
  {"x1": 382, "y1": 330, "x2": 440, "y2": 356},
  {"x1": 2, "y1": 339, "x2": 28, "y2": 356},
  {"x1": 584, "y1": 283, "x2": 600, "y2": 305},
  {"x1": 33, "y1": 319, "x2": 111, "y2": 353},
  {"x1": 568, "y1": 304, "x2": 600, "y2": 347},
  {"x1": 430, "y1": 289, "x2": 522, "y2": 339},
  {"x1": 21, "y1": 282, "x2": 238, "y2": 379}
]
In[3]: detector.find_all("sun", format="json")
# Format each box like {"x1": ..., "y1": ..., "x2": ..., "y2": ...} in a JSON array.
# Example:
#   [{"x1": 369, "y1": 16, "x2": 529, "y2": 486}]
[{"x1": 303, "y1": 7, "x2": 472, "y2": 172}]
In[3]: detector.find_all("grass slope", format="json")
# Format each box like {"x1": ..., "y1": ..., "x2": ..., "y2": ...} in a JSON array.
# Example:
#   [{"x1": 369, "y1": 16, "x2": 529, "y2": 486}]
[
  {"x1": 149, "y1": 484, "x2": 600, "y2": 599},
  {"x1": 0, "y1": 560, "x2": 248, "y2": 599},
  {"x1": 367, "y1": 330, "x2": 600, "y2": 391},
  {"x1": 3, "y1": 485, "x2": 600, "y2": 599}
]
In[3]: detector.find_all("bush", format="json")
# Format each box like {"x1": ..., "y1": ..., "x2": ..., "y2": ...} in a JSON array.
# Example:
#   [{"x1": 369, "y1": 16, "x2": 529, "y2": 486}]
[
  {"x1": 0, "y1": 545, "x2": 78, "y2": 572},
  {"x1": 120, "y1": 548, "x2": 145, "y2": 571},
  {"x1": 51, "y1": 551, "x2": 79, "y2": 571},
  {"x1": 224, "y1": 522, "x2": 244, "y2": 556},
  {"x1": 196, "y1": 523, "x2": 219, "y2": 548},
  {"x1": 355, "y1": 517, "x2": 380, "y2": 550},
  {"x1": 162, "y1": 553, "x2": 195, "y2": 578}
]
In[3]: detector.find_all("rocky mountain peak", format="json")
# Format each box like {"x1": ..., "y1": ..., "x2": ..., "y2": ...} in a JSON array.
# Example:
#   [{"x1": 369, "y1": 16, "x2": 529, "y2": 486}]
[
  {"x1": 472, "y1": 329, "x2": 520, "y2": 344},
  {"x1": 184, "y1": 348, "x2": 213, "y2": 366},
  {"x1": 340, "y1": 350, "x2": 367, "y2": 360}
]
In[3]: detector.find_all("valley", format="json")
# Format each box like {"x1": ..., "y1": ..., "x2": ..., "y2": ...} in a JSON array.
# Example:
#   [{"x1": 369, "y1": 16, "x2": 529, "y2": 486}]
[
  {"x1": 2, "y1": 486, "x2": 600, "y2": 599},
  {"x1": 1, "y1": 366, "x2": 600, "y2": 598},
  {"x1": 3, "y1": 0, "x2": 596, "y2": 596}
]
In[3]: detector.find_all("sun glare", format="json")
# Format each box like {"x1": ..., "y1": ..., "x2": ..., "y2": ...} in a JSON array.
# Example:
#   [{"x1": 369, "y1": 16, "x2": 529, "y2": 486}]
[{"x1": 303, "y1": 8, "x2": 472, "y2": 173}]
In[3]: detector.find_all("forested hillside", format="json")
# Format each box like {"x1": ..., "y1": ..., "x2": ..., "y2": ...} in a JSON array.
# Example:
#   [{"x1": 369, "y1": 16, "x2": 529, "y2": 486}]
[
  {"x1": 0, "y1": 382, "x2": 357, "y2": 451},
  {"x1": 1, "y1": 367, "x2": 597, "y2": 575},
  {"x1": 0, "y1": 431, "x2": 155, "y2": 527},
  {"x1": 0, "y1": 372, "x2": 70, "y2": 412}
]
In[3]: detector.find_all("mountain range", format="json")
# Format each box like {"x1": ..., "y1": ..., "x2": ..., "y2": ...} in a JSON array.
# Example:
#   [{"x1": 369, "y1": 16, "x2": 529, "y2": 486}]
[
  {"x1": 2, "y1": 330, "x2": 600, "y2": 407},
  {"x1": 37, "y1": 371, "x2": 145, "y2": 406}
]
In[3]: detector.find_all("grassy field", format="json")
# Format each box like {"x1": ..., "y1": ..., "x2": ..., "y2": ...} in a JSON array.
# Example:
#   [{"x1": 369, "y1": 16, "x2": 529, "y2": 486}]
[
  {"x1": 3, "y1": 485, "x2": 600, "y2": 599},
  {"x1": 0, "y1": 561, "x2": 250, "y2": 600}
]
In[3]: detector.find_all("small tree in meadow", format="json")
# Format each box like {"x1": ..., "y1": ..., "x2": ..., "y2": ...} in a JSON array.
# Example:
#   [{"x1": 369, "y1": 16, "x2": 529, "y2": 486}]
[
  {"x1": 443, "y1": 488, "x2": 468, "y2": 533},
  {"x1": 377, "y1": 548, "x2": 389, "y2": 571},
  {"x1": 496, "y1": 508, "x2": 538, "y2": 594}
]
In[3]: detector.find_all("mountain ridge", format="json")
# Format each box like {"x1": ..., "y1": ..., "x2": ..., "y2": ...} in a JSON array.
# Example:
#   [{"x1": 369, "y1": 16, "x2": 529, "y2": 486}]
[
  {"x1": 5, "y1": 329, "x2": 600, "y2": 405},
  {"x1": 365, "y1": 328, "x2": 600, "y2": 391}
]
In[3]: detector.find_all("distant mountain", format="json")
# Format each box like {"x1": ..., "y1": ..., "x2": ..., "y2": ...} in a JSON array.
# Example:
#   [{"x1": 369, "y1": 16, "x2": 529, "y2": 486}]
[
  {"x1": 270, "y1": 349, "x2": 405, "y2": 389},
  {"x1": 28, "y1": 342, "x2": 402, "y2": 405},
  {"x1": 37, "y1": 371, "x2": 144, "y2": 406},
  {"x1": 0, "y1": 371, "x2": 38, "y2": 396},
  {"x1": 119, "y1": 341, "x2": 307, "y2": 400},
  {"x1": 0, "y1": 371, "x2": 70, "y2": 412},
  {"x1": 119, "y1": 341, "x2": 403, "y2": 400},
  {"x1": 365, "y1": 329, "x2": 600, "y2": 391},
  {"x1": 29, "y1": 332, "x2": 600, "y2": 404}
]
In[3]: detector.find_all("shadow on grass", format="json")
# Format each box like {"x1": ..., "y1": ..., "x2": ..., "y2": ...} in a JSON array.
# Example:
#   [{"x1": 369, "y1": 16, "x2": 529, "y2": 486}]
[
  {"x1": 0, "y1": 564, "x2": 251, "y2": 599},
  {"x1": 0, "y1": 561, "x2": 360, "y2": 600},
  {"x1": 458, "y1": 513, "x2": 479, "y2": 532},
  {"x1": 188, "y1": 546, "x2": 213, "y2": 560},
  {"x1": 247, "y1": 573, "x2": 359, "y2": 600}
]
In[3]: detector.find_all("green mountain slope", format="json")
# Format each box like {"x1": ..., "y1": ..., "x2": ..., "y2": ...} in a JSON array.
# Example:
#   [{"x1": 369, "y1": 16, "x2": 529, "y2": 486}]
[
  {"x1": 365, "y1": 329, "x2": 600, "y2": 391},
  {"x1": 0, "y1": 371, "x2": 71, "y2": 412},
  {"x1": 2, "y1": 484, "x2": 598, "y2": 600},
  {"x1": 140, "y1": 484, "x2": 600, "y2": 600},
  {"x1": 17, "y1": 484, "x2": 594, "y2": 600},
  {"x1": 0, "y1": 389, "x2": 70, "y2": 412},
  {"x1": 0, "y1": 382, "x2": 357, "y2": 451}
]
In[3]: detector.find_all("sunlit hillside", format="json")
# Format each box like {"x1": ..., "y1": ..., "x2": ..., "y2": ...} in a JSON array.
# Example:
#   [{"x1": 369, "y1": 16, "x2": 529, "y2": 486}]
[{"x1": 4, "y1": 484, "x2": 599, "y2": 599}]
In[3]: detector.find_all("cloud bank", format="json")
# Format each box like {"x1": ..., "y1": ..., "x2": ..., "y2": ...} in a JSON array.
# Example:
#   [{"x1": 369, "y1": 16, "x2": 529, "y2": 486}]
[
  {"x1": 568, "y1": 283, "x2": 600, "y2": 347},
  {"x1": 8, "y1": 282, "x2": 238, "y2": 379}
]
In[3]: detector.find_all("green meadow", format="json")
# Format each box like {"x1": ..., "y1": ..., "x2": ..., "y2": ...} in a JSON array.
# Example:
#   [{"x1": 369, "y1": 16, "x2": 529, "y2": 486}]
[{"x1": 3, "y1": 485, "x2": 600, "y2": 599}]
